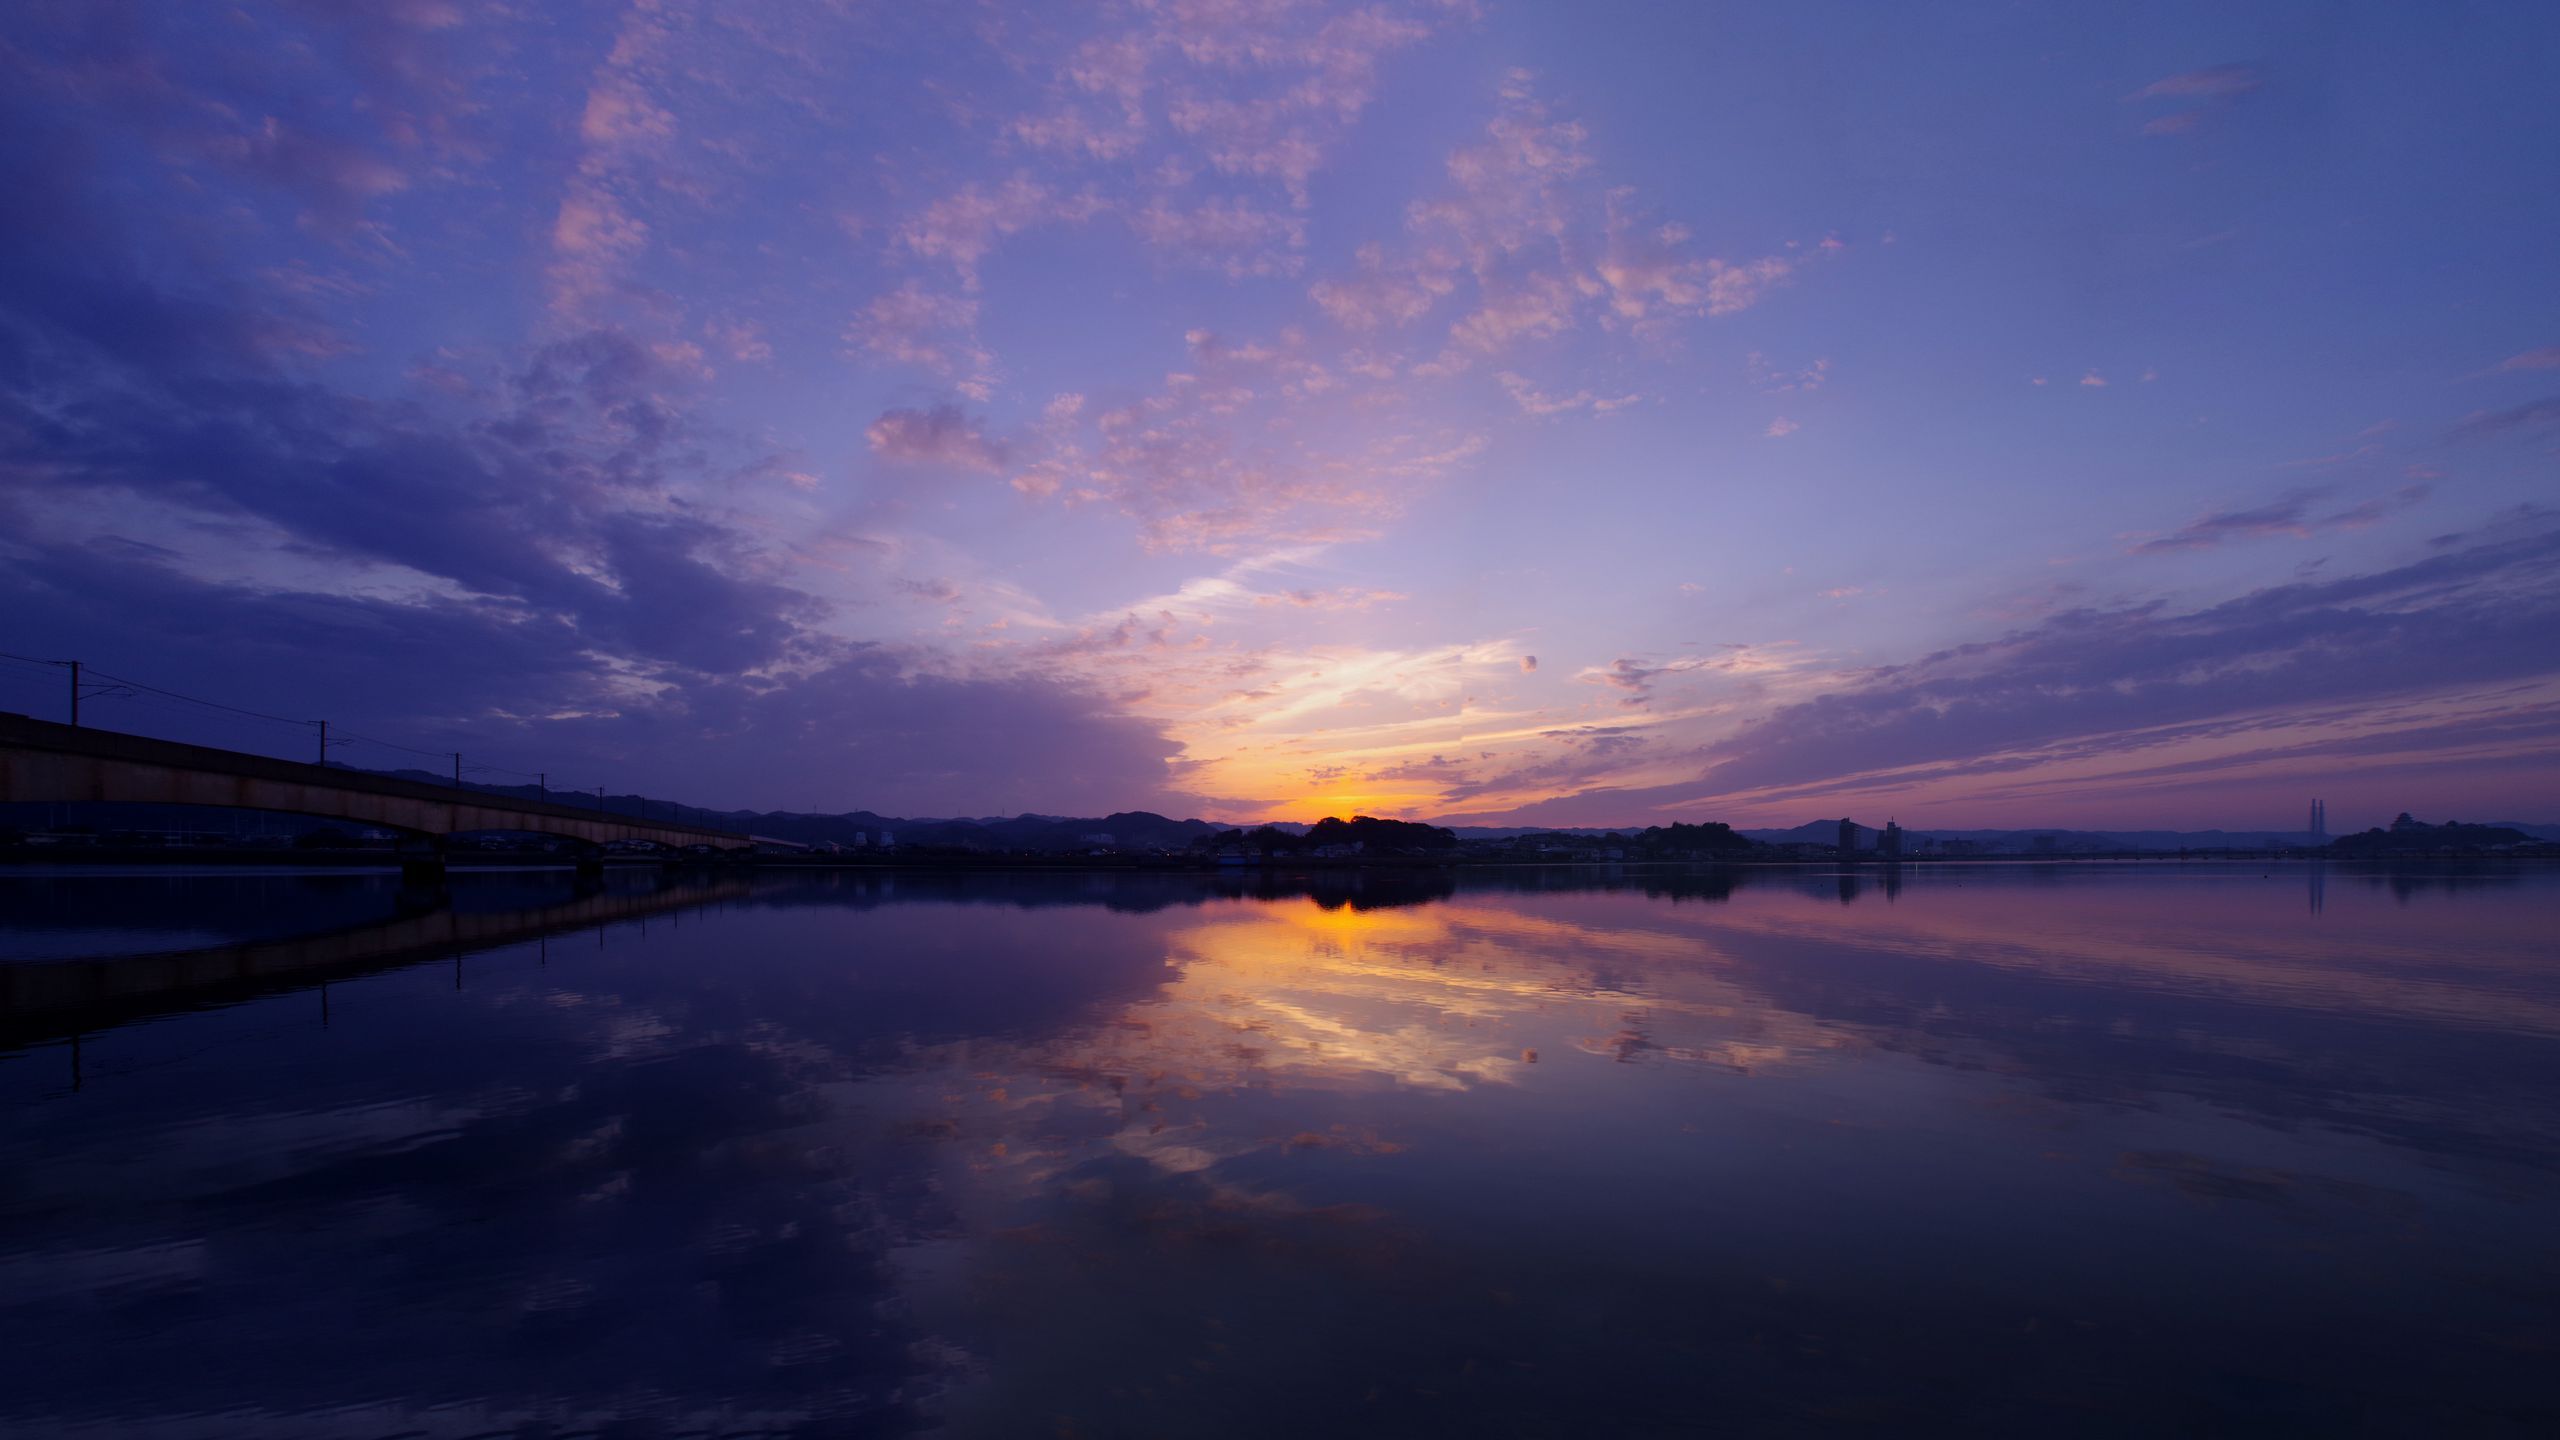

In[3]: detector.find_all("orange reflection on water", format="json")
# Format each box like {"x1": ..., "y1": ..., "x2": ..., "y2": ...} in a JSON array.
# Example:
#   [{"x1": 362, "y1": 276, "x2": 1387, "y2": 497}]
[{"x1": 876, "y1": 892, "x2": 1861, "y2": 1202}]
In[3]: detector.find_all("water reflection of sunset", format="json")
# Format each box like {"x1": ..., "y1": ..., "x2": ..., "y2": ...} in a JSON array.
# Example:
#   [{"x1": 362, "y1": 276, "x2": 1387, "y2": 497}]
[
  {"x1": 875, "y1": 892, "x2": 1868, "y2": 1217},
  {"x1": 12, "y1": 869, "x2": 2559, "y2": 1437},
  {"x1": 866, "y1": 870, "x2": 2560, "y2": 1244}
]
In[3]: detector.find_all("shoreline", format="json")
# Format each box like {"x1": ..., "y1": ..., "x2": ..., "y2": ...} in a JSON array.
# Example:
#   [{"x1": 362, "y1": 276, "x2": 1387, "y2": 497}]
[{"x1": 4, "y1": 849, "x2": 2550, "y2": 874}]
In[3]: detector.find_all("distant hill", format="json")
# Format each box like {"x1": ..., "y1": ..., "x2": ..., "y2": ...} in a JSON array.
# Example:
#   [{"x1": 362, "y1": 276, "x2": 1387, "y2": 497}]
[
  {"x1": 1740, "y1": 821, "x2": 2324, "y2": 853},
  {"x1": 2331, "y1": 814, "x2": 2543, "y2": 855},
  {"x1": 1731, "y1": 817, "x2": 2560, "y2": 853},
  {"x1": 331, "y1": 771, "x2": 1234, "y2": 852},
  {"x1": 18, "y1": 764, "x2": 2555, "y2": 856},
  {"x1": 644, "y1": 805, "x2": 1227, "y2": 853}
]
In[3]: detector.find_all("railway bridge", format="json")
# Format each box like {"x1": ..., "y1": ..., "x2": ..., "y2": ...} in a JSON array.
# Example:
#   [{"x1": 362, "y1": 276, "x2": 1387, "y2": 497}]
[{"x1": 0, "y1": 712, "x2": 760, "y2": 872}]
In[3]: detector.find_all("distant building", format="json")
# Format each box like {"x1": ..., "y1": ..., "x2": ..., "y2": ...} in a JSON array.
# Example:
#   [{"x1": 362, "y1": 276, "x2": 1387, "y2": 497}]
[
  {"x1": 1880, "y1": 820, "x2": 1903, "y2": 859},
  {"x1": 1837, "y1": 817, "x2": 1857, "y2": 857},
  {"x1": 2307, "y1": 799, "x2": 2327, "y2": 844}
]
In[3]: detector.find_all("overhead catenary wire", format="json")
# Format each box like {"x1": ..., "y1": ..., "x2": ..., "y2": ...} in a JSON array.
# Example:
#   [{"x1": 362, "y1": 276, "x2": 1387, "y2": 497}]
[{"x1": 1, "y1": 648, "x2": 636, "y2": 808}]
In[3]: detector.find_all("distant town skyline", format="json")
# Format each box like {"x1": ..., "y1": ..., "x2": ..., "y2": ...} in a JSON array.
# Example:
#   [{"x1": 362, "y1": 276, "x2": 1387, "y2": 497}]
[{"x1": 3, "y1": 3, "x2": 2557, "y2": 828}]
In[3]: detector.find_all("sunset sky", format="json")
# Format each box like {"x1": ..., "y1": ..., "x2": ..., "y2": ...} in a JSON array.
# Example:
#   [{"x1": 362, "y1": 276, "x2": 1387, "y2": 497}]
[{"x1": 3, "y1": 1, "x2": 2556, "y2": 829}]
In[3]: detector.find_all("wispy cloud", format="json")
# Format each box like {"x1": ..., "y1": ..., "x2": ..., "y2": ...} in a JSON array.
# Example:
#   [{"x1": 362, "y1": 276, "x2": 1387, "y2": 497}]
[
  {"x1": 2130, "y1": 64, "x2": 2266, "y2": 101},
  {"x1": 1253, "y1": 586, "x2": 1409, "y2": 611},
  {"x1": 2453, "y1": 395, "x2": 2560, "y2": 439},
  {"x1": 1309, "y1": 74, "x2": 1823, "y2": 366},
  {"x1": 2124, "y1": 485, "x2": 2431, "y2": 554},
  {"x1": 1497, "y1": 371, "x2": 1641, "y2": 417},
  {"x1": 1582, "y1": 645, "x2": 1805, "y2": 707},
  {"x1": 2128, "y1": 61, "x2": 2264, "y2": 137},
  {"x1": 1697, "y1": 521, "x2": 2560, "y2": 799}
]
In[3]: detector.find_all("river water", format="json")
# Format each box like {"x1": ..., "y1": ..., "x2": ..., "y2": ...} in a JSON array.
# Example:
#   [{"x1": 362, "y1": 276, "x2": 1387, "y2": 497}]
[{"x1": 2, "y1": 863, "x2": 2554, "y2": 1437}]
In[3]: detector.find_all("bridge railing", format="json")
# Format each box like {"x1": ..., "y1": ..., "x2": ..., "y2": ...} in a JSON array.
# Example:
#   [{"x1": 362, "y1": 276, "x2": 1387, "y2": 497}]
[
  {"x1": 0, "y1": 652, "x2": 725, "y2": 833},
  {"x1": 0, "y1": 711, "x2": 752, "y2": 845}
]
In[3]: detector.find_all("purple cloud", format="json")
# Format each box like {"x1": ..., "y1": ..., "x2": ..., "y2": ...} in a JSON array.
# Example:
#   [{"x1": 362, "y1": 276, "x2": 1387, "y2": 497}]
[
  {"x1": 2127, "y1": 62, "x2": 2264, "y2": 137},
  {"x1": 2129, "y1": 64, "x2": 2265, "y2": 102},
  {"x1": 1, "y1": 537, "x2": 1186, "y2": 815},
  {"x1": 1698, "y1": 523, "x2": 2560, "y2": 801},
  {"x1": 2126, "y1": 485, "x2": 2432, "y2": 554},
  {"x1": 2454, "y1": 395, "x2": 2560, "y2": 438}
]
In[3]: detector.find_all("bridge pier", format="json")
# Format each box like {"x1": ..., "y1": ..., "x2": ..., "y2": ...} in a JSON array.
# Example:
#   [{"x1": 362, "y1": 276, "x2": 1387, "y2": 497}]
[{"x1": 396, "y1": 836, "x2": 447, "y2": 885}]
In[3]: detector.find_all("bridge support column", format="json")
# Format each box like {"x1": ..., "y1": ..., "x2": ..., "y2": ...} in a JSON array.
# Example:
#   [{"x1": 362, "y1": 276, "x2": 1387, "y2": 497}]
[
  {"x1": 396, "y1": 836, "x2": 447, "y2": 885},
  {"x1": 573, "y1": 843, "x2": 607, "y2": 883}
]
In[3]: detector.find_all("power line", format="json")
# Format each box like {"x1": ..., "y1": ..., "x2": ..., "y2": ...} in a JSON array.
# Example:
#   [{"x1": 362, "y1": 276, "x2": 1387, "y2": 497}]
[
  {"x1": 328, "y1": 727, "x2": 455, "y2": 761},
  {"x1": 82, "y1": 665, "x2": 322, "y2": 733},
  {"x1": 3, "y1": 648, "x2": 612, "y2": 803}
]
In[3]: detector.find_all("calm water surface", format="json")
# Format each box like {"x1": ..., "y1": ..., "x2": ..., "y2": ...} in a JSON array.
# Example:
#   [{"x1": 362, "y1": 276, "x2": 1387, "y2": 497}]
[{"x1": 2, "y1": 863, "x2": 2556, "y2": 1437}]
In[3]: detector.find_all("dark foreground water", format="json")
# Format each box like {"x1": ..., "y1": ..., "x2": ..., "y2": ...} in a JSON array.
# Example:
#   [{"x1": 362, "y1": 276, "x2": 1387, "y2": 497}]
[{"x1": 2, "y1": 863, "x2": 2556, "y2": 1437}]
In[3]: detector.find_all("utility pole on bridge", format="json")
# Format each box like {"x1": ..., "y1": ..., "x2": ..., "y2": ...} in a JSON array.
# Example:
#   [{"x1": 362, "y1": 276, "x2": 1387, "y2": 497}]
[
  {"x1": 314, "y1": 720, "x2": 327, "y2": 767},
  {"x1": 452, "y1": 752, "x2": 462, "y2": 788}
]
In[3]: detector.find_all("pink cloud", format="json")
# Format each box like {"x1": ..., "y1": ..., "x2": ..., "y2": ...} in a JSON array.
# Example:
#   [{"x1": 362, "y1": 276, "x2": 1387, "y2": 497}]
[
  {"x1": 1130, "y1": 196, "x2": 1308, "y2": 278},
  {"x1": 1497, "y1": 371, "x2": 1641, "y2": 418},
  {"x1": 1450, "y1": 272, "x2": 1582, "y2": 354},
  {"x1": 1312, "y1": 79, "x2": 1821, "y2": 365},
  {"x1": 1252, "y1": 586, "x2": 1410, "y2": 611},
  {"x1": 1009, "y1": 105, "x2": 1146, "y2": 162},
  {"x1": 866, "y1": 405, "x2": 1008, "y2": 473},
  {"x1": 1766, "y1": 416, "x2": 1799, "y2": 438},
  {"x1": 1749, "y1": 353, "x2": 1829, "y2": 394},
  {"x1": 900, "y1": 174, "x2": 1105, "y2": 288},
  {"x1": 1703, "y1": 256, "x2": 1794, "y2": 316},
  {"x1": 989, "y1": 0, "x2": 1449, "y2": 216},
  {"x1": 1598, "y1": 191, "x2": 1802, "y2": 324},
  {"x1": 1309, "y1": 243, "x2": 1457, "y2": 329},
  {"x1": 851, "y1": 282, "x2": 996, "y2": 399},
  {"x1": 579, "y1": 82, "x2": 675, "y2": 147},
  {"x1": 704, "y1": 317, "x2": 771, "y2": 364}
]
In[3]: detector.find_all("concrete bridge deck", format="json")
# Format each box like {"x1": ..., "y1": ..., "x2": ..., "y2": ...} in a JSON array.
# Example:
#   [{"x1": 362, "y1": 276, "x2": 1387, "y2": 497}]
[{"x1": 0, "y1": 711, "x2": 753, "y2": 851}]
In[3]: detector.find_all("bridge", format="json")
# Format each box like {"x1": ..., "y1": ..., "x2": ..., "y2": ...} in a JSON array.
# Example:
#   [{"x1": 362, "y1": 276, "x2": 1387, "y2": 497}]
[{"x1": 0, "y1": 711, "x2": 757, "y2": 866}]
